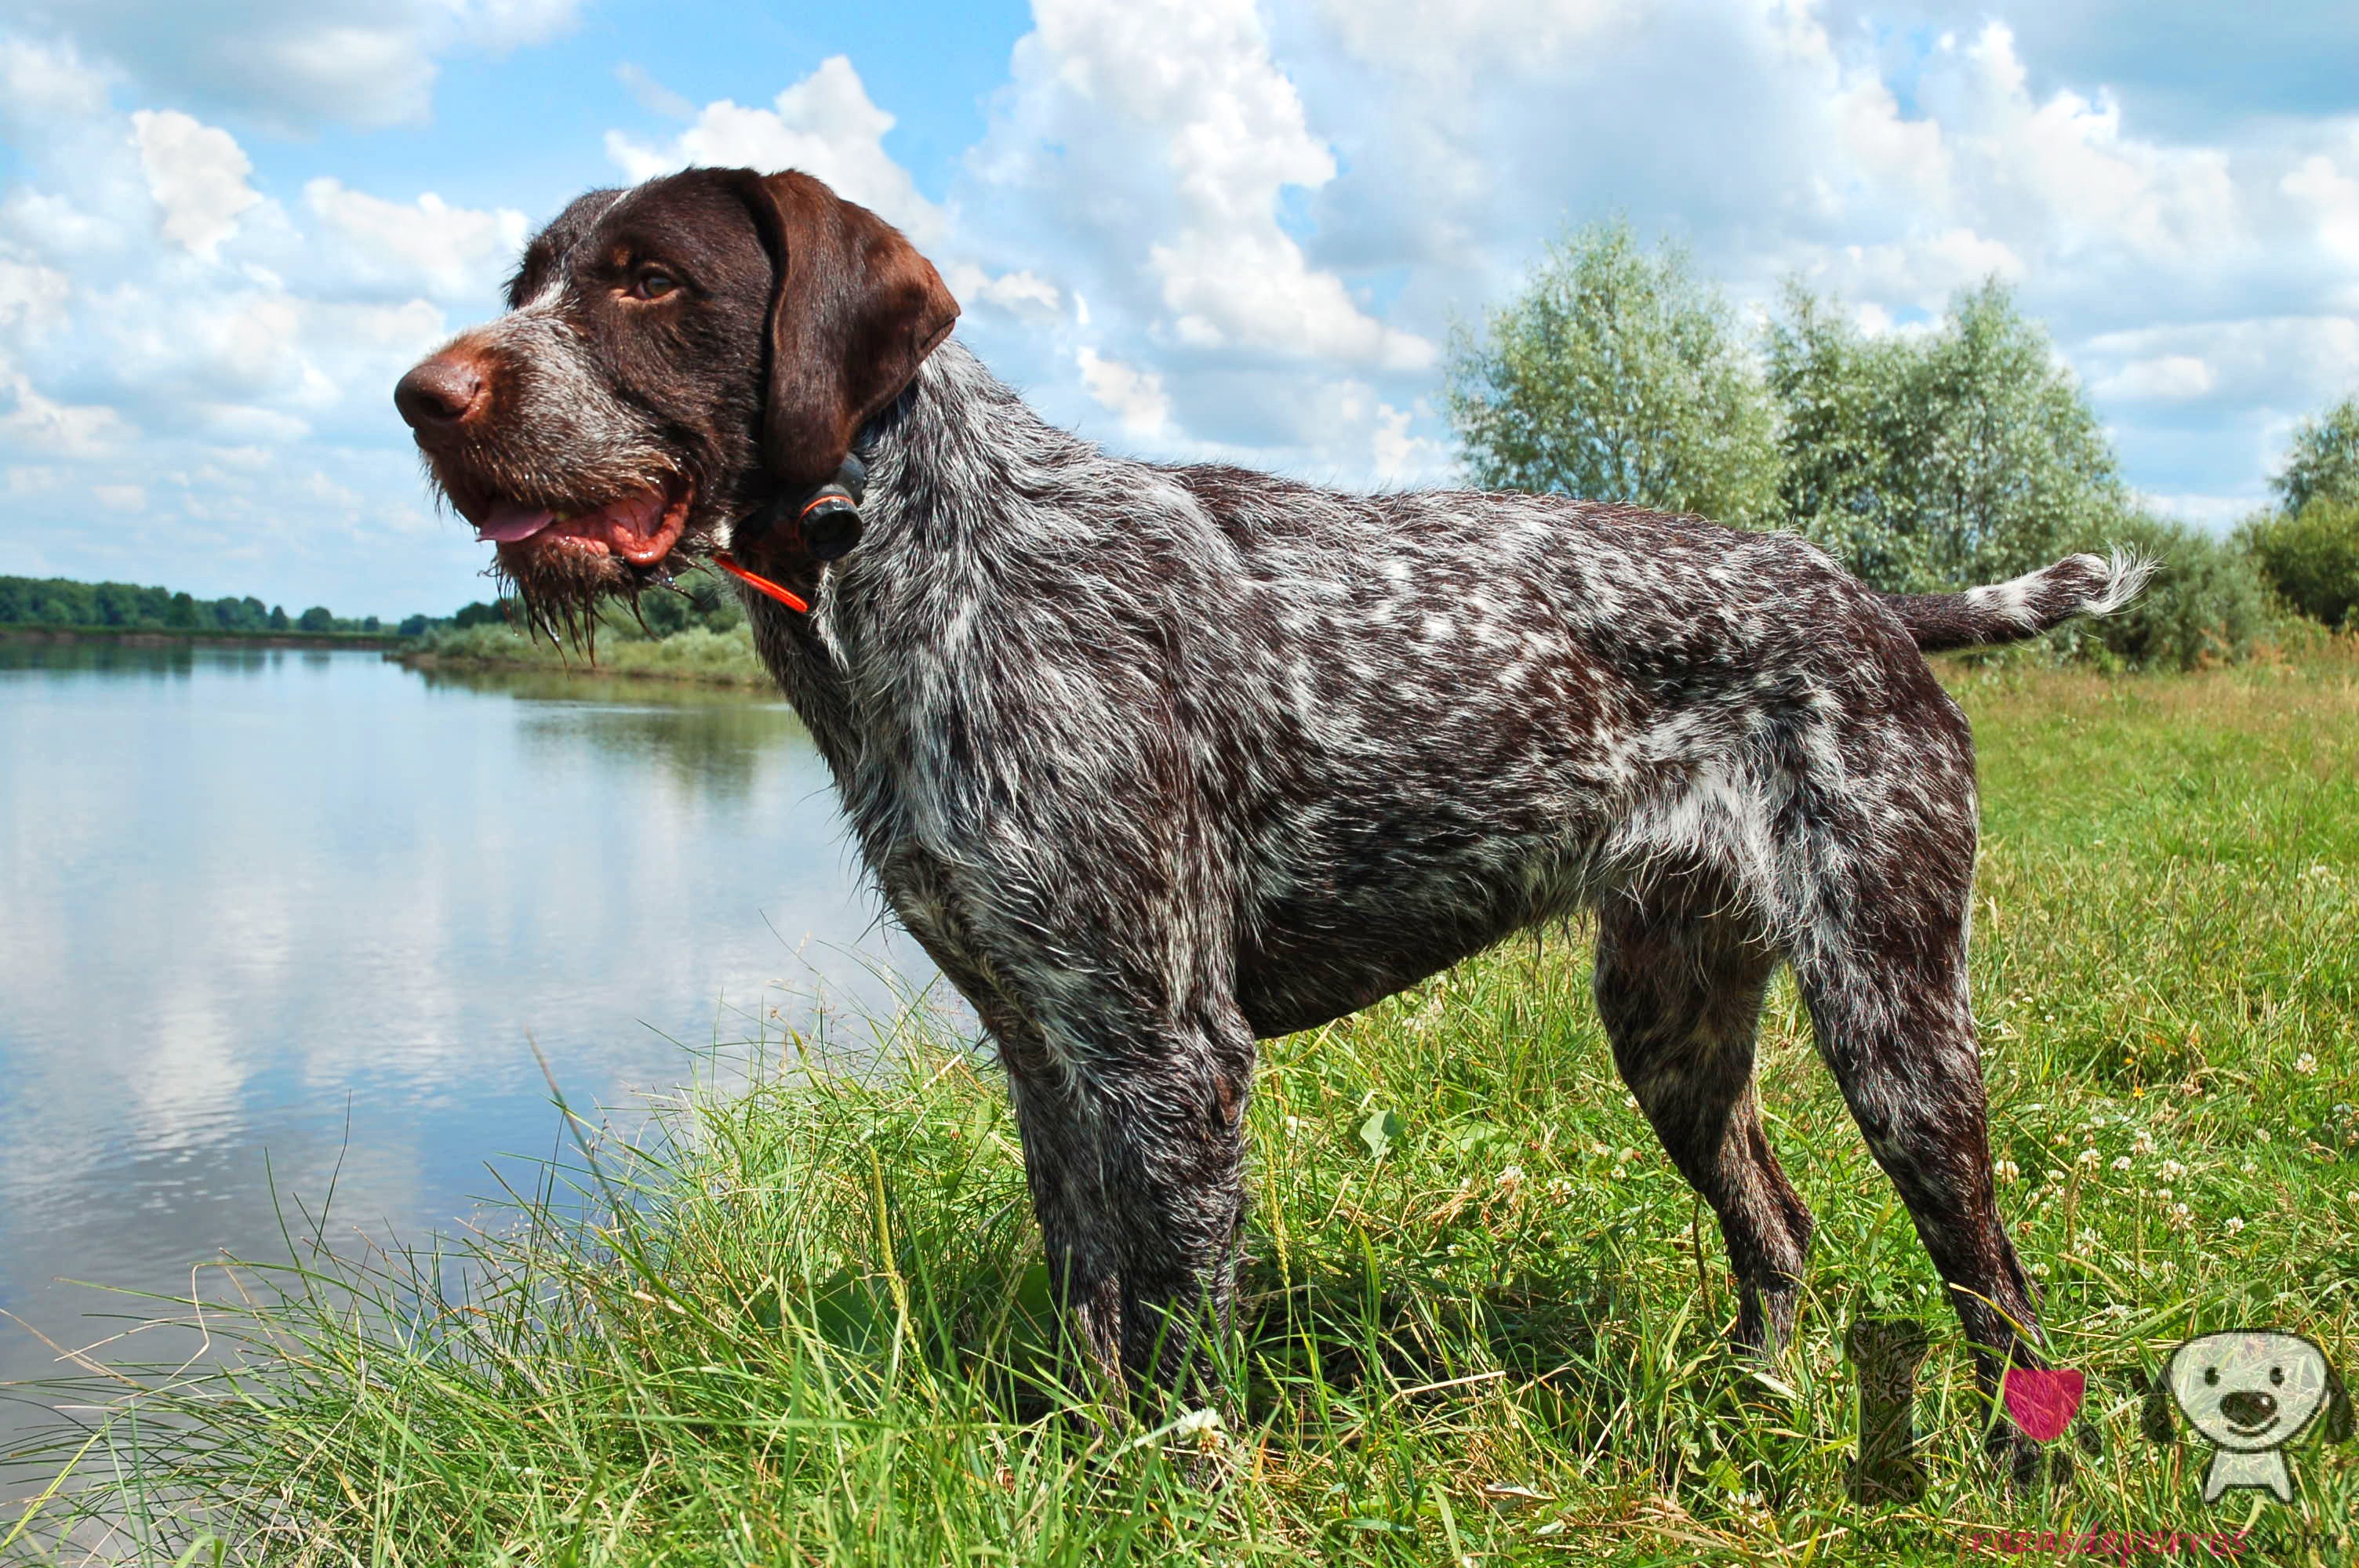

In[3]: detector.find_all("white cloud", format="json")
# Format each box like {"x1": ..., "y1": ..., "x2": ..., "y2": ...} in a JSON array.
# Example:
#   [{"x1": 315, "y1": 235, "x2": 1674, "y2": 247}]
[
  {"x1": 943, "y1": 263, "x2": 1063, "y2": 318},
  {"x1": 92, "y1": 482, "x2": 145, "y2": 511},
  {"x1": 130, "y1": 109, "x2": 260, "y2": 259},
  {"x1": 2082, "y1": 316, "x2": 2359, "y2": 405},
  {"x1": 0, "y1": 252, "x2": 72, "y2": 345},
  {"x1": 0, "y1": 368, "x2": 130, "y2": 457},
  {"x1": 1075, "y1": 347, "x2": 1172, "y2": 437},
  {"x1": 0, "y1": 34, "x2": 110, "y2": 125},
  {"x1": 2096, "y1": 353, "x2": 2215, "y2": 401},
  {"x1": 304, "y1": 179, "x2": 529, "y2": 300},
  {"x1": 606, "y1": 56, "x2": 948, "y2": 245},
  {"x1": 11, "y1": 0, "x2": 586, "y2": 132},
  {"x1": 1010, "y1": 0, "x2": 1431, "y2": 368}
]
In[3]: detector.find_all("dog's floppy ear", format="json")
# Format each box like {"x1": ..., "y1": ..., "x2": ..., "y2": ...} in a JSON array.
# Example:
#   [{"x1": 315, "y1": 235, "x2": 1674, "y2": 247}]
[
  {"x1": 2140, "y1": 1365, "x2": 2177, "y2": 1444},
  {"x1": 725, "y1": 169, "x2": 959, "y2": 490},
  {"x1": 2327, "y1": 1362, "x2": 2354, "y2": 1443}
]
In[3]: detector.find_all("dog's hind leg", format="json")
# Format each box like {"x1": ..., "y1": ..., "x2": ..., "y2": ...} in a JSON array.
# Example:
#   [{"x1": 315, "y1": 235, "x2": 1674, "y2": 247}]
[
  {"x1": 1789, "y1": 903, "x2": 2048, "y2": 1474},
  {"x1": 1594, "y1": 881, "x2": 1815, "y2": 1356}
]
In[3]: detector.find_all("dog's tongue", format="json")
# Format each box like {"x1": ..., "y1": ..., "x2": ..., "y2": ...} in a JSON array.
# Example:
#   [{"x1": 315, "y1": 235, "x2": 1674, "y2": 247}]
[{"x1": 476, "y1": 502, "x2": 555, "y2": 543}]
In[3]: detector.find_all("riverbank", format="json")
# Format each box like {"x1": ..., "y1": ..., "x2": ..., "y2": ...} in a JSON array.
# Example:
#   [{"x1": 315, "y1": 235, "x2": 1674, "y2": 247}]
[
  {"x1": 391, "y1": 621, "x2": 772, "y2": 687},
  {"x1": 11, "y1": 651, "x2": 2357, "y2": 1563}
]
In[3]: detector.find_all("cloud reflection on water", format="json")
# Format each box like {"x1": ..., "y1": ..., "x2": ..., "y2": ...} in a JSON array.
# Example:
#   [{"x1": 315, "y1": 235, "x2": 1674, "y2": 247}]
[{"x1": 0, "y1": 643, "x2": 941, "y2": 1439}]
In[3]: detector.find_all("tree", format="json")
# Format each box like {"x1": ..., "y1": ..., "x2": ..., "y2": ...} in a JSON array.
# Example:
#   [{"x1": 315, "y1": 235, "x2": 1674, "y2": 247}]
[
  {"x1": 166, "y1": 591, "x2": 198, "y2": 629},
  {"x1": 2271, "y1": 395, "x2": 2359, "y2": 515},
  {"x1": 268, "y1": 604, "x2": 289, "y2": 631},
  {"x1": 398, "y1": 614, "x2": 429, "y2": 637},
  {"x1": 1445, "y1": 218, "x2": 1780, "y2": 526},
  {"x1": 297, "y1": 605, "x2": 335, "y2": 633},
  {"x1": 1764, "y1": 279, "x2": 2125, "y2": 592},
  {"x1": 452, "y1": 601, "x2": 506, "y2": 629}
]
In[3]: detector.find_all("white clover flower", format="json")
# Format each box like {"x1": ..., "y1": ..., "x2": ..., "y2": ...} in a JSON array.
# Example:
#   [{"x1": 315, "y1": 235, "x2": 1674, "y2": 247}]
[
  {"x1": 2241, "y1": 1160, "x2": 2259, "y2": 1174},
  {"x1": 2157, "y1": 1187, "x2": 2173, "y2": 1201},
  {"x1": 2160, "y1": 1159, "x2": 2186, "y2": 1181},
  {"x1": 1496, "y1": 1165, "x2": 1525, "y2": 1189},
  {"x1": 2031, "y1": 1261, "x2": 2052, "y2": 1277},
  {"x1": 2256, "y1": 1128, "x2": 2273, "y2": 1143},
  {"x1": 2078, "y1": 1148, "x2": 2102, "y2": 1168},
  {"x1": 1995, "y1": 1159, "x2": 2021, "y2": 1183},
  {"x1": 2076, "y1": 1228, "x2": 2099, "y2": 1249},
  {"x1": 1590, "y1": 1142, "x2": 1611, "y2": 1158},
  {"x1": 2112, "y1": 1155, "x2": 2133, "y2": 1171},
  {"x1": 2295, "y1": 1053, "x2": 2320, "y2": 1076},
  {"x1": 2171, "y1": 1203, "x2": 2192, "y2": 1228},
  {"x1": 2224, "y1": 1217, "x2": 2245, "y2": 1235}
]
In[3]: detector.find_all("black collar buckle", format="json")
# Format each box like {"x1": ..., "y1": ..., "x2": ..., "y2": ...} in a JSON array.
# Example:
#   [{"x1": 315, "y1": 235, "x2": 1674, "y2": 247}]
[{"x1": 747, "y1": 454, "x2": 867, "y2": 564}]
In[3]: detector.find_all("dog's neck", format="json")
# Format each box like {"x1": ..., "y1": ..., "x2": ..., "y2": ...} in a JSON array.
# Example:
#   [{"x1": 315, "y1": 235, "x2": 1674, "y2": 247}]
[{"x1": 736, "y1": 336, "x2": 1113, "y2": 778}]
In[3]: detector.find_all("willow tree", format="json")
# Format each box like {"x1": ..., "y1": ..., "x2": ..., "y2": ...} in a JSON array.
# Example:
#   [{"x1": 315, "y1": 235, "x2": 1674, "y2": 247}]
[
  {"x1": 1764, "y1": 279, "x2": 2127, "y2": 593},
  {"x1": 1444, "y1": 219, "x2": 1780, "y2": 528}
]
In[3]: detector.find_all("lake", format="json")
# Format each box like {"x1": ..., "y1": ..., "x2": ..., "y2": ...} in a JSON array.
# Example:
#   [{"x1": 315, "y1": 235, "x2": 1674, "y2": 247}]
[{"x1": 0, "y1": 641, "x2": 939, "y2": 1446}]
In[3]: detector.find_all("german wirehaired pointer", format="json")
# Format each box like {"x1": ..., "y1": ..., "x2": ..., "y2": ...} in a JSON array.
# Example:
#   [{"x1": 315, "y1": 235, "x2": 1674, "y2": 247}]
[{"x1": 396, "y1": 169, "x2": 2146, "y2": 1467}]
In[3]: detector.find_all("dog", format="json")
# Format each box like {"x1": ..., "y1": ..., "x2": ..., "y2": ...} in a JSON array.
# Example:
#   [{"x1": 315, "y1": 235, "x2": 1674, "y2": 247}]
[
  {"x1": 2148, "y1": 1332, "x2": 2350, "y2": 1501},
  {"x1": 394, "y1": 167, "x2": 2148, "y2": 1465}
]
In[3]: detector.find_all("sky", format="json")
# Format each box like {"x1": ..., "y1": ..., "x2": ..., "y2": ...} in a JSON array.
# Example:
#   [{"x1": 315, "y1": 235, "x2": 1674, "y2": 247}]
[{"x1": 2, "y1": 0, "x2": 2357, "y2": 619}]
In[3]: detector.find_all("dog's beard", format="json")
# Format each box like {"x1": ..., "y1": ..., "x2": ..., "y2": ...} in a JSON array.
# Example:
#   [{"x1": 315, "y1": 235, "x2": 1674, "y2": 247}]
[{"x1": 492, "y1": 537, "x2": 639, "y2": 651}]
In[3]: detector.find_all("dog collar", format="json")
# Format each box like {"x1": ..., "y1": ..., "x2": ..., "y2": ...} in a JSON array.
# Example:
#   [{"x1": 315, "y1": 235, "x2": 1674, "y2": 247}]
[{"x1": 711, "y1": 455, "x2": 867, "y2": 615}]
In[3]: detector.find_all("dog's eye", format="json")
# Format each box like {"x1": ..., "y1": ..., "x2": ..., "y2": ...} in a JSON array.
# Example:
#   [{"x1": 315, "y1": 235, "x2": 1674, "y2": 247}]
[
  {"x1": 631, "y1": 270, "x2": 681, "y2": 301},
  {"x1": 2204, "y1": 1366, "x2": 2219, "y2": 1386},
  {"x1": 2271, "y1": 1365, "x2": 2284, "y2": 1385}
]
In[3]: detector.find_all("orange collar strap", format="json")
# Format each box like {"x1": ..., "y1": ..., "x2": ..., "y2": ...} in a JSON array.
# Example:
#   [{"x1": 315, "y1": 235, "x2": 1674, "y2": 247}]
[{"x1": 711, "y1": 551, "x2": 810, "y2": 615}]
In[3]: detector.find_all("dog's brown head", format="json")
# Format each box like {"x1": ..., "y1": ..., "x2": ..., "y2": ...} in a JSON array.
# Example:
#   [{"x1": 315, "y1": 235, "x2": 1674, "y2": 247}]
[{"x1": 394, "y1": 168, "x2": 958, "y2": 632}]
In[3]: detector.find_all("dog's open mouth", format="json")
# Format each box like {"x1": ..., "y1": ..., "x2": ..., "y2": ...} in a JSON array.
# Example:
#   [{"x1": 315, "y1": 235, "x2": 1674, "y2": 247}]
[{"x1": 471, "y1": 474, "x2": 694, "y2": 567}]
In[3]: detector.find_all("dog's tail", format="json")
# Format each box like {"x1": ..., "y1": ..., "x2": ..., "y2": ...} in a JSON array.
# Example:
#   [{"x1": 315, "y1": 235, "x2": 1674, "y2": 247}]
[{"x1": 1880, "y1": 549, "x2": 2154, "y2": 653}]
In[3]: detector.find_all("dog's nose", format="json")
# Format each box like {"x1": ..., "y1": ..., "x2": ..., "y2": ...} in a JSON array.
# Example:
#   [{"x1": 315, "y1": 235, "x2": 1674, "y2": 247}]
[
  {"x1": 394, "y1": 354, "x2": 487, "y2": 430},
  {"x1": 2219, "y1": 1389, "x2": 2277, "y2": 1428}
]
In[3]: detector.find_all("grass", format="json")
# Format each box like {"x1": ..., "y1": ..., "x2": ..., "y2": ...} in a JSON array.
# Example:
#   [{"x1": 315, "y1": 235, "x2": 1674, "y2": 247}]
[
  {"x1": 8, "y1": 647, "x2": 2359, "y2": 1564},
  {"x1": 398, "y1": 622, "x2": 770, "y2": 687}
]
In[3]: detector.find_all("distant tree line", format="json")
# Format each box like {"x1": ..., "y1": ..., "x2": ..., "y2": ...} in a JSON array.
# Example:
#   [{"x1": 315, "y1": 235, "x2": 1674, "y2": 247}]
[
  {"x1": 446, "y1": 564, "x2": 750, "y2": 645},
  {"x1": 1445, "y1": 219, "x2": 2359, "y2": 669},
  {"x1": 0, "y1": 576, "x2": 393, "y2": 637}
]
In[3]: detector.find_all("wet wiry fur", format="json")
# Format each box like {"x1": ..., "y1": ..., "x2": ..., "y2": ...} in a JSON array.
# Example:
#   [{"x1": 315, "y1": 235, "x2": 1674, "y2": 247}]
[
  {"x1": 401, "y1": 169, "x2": 2151, "y2": 1470},
  {"x1": 759, "y1": 343, "x2": 2143, "y2": 1427}
]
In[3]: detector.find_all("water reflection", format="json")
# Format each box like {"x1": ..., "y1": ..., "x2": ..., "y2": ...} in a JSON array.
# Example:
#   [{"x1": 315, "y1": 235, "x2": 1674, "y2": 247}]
[{"x1": 0, "y1": 644, "x2": 938, "y2": 1448}]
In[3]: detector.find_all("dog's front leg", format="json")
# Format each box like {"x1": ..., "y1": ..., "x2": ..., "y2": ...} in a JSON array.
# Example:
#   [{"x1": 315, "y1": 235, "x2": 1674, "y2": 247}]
[{"x1": 996, "y1": 998, "x2": 1256, "y2": 1414}]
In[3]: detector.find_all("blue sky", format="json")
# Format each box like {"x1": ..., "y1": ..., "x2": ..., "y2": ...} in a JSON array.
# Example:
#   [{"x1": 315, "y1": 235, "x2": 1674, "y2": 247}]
[{"x1": 2, "y1": 0, "x2": 2357, "y2": 618}]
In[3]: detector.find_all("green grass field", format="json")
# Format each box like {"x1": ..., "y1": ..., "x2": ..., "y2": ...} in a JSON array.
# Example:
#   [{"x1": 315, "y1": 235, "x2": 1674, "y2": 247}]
[{"x1": 9, "y1": 647, "x2": 2358, "y2": 1565}]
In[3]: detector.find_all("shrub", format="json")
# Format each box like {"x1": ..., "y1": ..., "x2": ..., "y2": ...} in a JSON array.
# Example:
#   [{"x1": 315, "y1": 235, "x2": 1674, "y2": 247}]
[
  {"x1": 2061, "y1": 512, "x2": 2272, "y2": 670},
  {"x1": 2240, "y1": 498, "x2": 2359, "y2": 630}
]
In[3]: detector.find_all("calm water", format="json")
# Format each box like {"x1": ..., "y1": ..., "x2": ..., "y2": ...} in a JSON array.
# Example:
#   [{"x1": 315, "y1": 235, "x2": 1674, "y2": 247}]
[{"x1": 0, "y1": 641, "x2": 936, "y2": 1439}]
